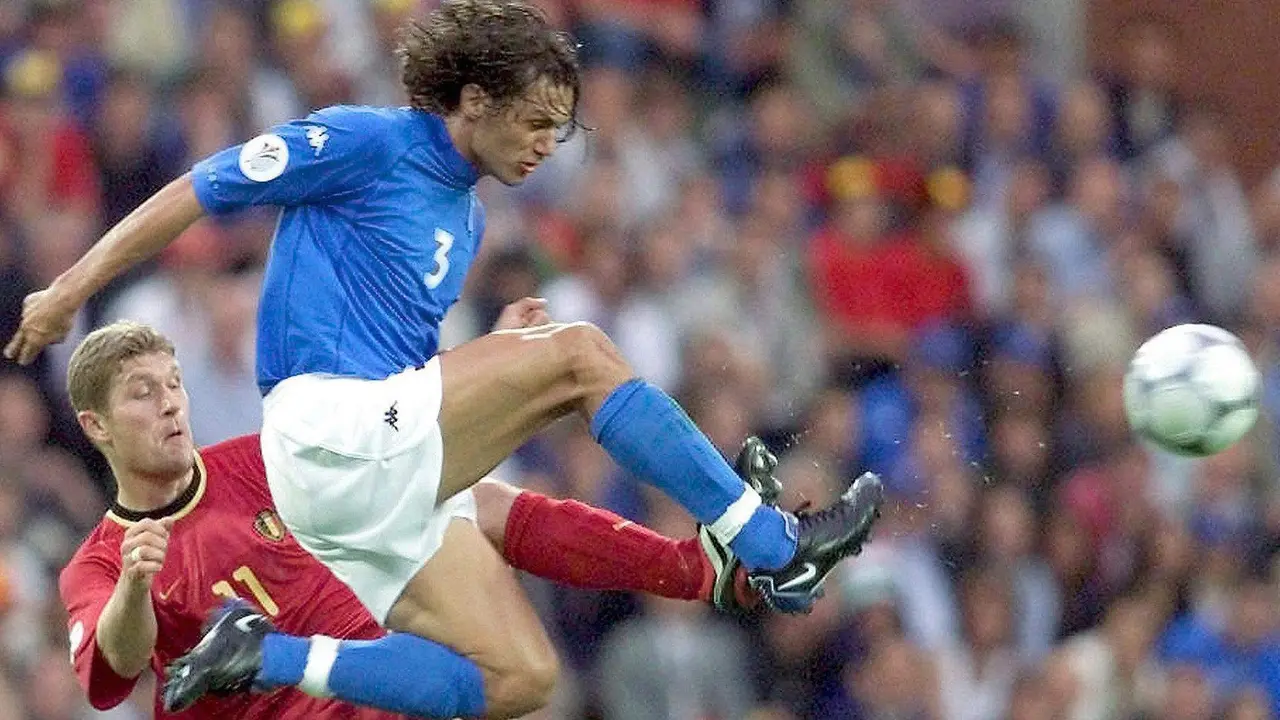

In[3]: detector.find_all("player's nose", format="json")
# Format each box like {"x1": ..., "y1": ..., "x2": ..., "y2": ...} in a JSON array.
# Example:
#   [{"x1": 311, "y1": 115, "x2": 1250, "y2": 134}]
[
  {"x1": 532, "y1": 130, "x2": 555, "y2": 158},
  {"x1": 160, "y1": 390, "x2": 182, "y2": 417}
]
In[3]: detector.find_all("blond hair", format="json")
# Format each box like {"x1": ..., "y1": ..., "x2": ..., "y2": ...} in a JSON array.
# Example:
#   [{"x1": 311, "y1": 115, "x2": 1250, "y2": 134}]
[{"x1": 66, "y1": 321, "x2": 176, "y2": 414}]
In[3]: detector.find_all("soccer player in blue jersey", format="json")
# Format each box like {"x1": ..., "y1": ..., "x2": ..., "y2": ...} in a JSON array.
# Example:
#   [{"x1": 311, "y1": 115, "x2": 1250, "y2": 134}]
[{"x1": 7, "y1": 1, "x2": 883, "y2": 717}]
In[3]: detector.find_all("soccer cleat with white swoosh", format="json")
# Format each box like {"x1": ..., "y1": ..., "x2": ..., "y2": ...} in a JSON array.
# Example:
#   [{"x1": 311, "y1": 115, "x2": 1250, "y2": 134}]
[
  {"x1": 162, "y1": 599, "x2": 273, "y2": 712},
  {"x1": 747, "y1": 471, "x2": 884, "y2": 614}
]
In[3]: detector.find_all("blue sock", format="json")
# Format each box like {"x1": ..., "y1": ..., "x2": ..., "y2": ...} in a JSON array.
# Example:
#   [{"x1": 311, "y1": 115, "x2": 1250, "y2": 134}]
[
  {"x1": 258, "y1": 633, "x2": 307, "y2": 687},
  {"x1": 258, "y1": 632, "x2": 486, "y2": 717},
  {"x1": 590, "y1": 379, "x2": 797, "y2": 570}
]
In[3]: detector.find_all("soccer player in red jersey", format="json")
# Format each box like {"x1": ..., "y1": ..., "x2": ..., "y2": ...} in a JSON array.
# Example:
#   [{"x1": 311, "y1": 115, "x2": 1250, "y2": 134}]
[
  {"x1": 59, "y1": 320, "x2": 769, "y2": 717},
  {"x1": 62, "y1": 433, "x2": 403, "y2": 719}
]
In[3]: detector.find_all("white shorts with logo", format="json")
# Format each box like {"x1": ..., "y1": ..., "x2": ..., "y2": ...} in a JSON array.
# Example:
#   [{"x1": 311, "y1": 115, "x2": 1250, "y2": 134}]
[{"x1": 259, "y1": 358, "x2": 475, "y2": 624}]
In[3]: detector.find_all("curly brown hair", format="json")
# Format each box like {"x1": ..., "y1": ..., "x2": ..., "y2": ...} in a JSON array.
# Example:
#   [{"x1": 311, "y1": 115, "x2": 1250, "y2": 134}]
[{"x1": 399, "y1": 0, "x2": 581, "y2": 131}]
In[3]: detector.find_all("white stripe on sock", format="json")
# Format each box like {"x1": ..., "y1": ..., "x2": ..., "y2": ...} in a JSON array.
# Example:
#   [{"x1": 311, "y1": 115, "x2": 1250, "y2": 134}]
[
  {"x1": 298, "y1": 635, "x2": 341, "y2": 698},
  {"x1": 708, "y1": 487, "x2": 762, "y2": 546}
]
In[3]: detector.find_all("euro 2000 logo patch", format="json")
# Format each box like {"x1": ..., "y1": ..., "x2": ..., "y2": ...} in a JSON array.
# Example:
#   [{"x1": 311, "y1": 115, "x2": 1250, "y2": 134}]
[
  {"x1": 253, "y1": 510, "x2": 287, "y2": 542},
  {"x1": 238, "y1": 133, "x2": 288, "y2": 182}
]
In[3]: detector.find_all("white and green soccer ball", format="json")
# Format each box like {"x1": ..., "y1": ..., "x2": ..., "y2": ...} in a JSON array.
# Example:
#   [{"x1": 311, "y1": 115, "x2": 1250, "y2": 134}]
[{"x1": 1123, "y1": 324, "x2": 1261, "y2": 457}]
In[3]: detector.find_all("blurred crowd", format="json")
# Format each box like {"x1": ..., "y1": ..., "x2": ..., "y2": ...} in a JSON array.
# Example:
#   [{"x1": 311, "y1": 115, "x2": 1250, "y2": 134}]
[{"x1": 1, "y1": 0, "x2": 1279, "y2": 718}]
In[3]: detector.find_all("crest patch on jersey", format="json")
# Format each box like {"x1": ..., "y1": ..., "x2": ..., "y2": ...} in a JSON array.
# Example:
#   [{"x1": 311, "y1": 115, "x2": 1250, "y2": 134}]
[
  {"x1": 253, "y1": 509, "x2": 287, "y2": 542},
  {"x1": 238, "y1": 133, "x2": 289, "y2": 182}
]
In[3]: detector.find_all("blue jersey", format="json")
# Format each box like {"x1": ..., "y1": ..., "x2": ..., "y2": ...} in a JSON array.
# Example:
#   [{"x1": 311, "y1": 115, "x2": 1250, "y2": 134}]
[{"x1": 190, "y1": 106, "x2": 485, "y2": 394}]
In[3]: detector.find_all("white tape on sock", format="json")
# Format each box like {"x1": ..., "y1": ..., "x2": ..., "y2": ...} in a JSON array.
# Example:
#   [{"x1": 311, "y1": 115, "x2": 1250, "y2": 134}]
[
  {"x1": 708, "y1": 487, "x2": 762, "y2": 545},
  {"x1": 298, "y1": 635, "x2": 341, "y2": 698}
]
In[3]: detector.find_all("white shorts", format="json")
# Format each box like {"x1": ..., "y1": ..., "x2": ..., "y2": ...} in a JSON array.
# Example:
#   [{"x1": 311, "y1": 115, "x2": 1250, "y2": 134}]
[{"x1": 259, "y1": 358, "x2": 476, "y2": 624}]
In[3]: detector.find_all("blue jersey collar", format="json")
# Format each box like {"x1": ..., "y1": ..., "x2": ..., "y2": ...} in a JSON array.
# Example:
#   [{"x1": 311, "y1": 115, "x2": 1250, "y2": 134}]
[{"x1": 418, "y1": 111, "x2": 481, "y2": 188}]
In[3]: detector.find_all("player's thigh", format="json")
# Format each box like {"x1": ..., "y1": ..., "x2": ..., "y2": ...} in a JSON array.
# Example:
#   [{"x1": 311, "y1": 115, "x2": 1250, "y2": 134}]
[
  {"x1": 384, "y1": 518, "x2": 558, "y2": 714},
  {"x1": 435, "y1": 322, "x2": 630, "y2": 501}
]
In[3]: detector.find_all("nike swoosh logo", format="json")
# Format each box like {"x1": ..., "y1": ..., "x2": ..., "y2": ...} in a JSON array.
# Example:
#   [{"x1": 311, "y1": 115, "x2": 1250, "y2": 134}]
[
  {"x1": 234, "y1": 614, "x2": 265, "y2": 633},
  {"x1": 157, "y1": 580, "x2": 182, "y2": 601},
  {"x1": 776, "y1": 562, "x2": 819, "y2": 592},
  {"x1": 612, "y1": 520, "x2": 633, "y2": 531}
]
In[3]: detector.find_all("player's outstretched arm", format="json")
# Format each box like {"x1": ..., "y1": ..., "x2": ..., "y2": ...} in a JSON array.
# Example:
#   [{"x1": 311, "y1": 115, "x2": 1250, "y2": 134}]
[
  {"x1": 4, "y1": 176, "x2": 205, "y2": 365},
  {"x1": 96, "y1": 518, "x2": 174, "y2": 678}
]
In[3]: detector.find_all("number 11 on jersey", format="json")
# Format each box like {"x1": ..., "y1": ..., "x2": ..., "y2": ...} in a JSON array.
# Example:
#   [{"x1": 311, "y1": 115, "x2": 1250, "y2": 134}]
[{"x1": 212, "y1": 565, "x2": 280, "y2": 616}]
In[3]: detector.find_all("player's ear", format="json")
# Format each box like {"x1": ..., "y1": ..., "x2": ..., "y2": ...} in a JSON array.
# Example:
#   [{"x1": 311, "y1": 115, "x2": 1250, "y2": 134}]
[
  {"x1": 78, "y1": 409, "x2": 111, "y2": 446},
  {"x1": 458, "y1": 84, "x2": 491, "y2": 121}
]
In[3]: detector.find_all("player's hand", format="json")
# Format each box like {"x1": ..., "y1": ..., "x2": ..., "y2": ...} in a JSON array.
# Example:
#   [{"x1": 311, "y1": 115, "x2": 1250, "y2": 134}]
[
  {"x1": 3, "y1": 286, "x2": 80, "y2": 365},
  {"x1": 492, "y1": 297, "x2": 553, "y2": 331},
  {"x1": 120, "y1": 517, "x2": 175, "y2": 588}
]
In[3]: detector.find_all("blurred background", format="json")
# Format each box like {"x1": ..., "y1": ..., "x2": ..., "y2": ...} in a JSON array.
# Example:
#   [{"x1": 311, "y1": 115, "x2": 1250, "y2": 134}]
[{"x1": 1, "y1": 0, "x2": 1279, "y2": 718}]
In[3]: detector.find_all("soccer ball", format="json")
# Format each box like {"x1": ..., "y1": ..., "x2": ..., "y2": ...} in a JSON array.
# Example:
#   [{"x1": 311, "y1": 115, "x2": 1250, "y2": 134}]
[{"x1": 1122, "y1": 324, "x2": 1261, "y2": 457}]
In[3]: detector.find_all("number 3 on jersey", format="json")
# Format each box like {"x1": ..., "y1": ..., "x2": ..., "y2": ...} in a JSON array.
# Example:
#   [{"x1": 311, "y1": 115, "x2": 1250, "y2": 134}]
[{"x1": 423, "y1": 228, "x2": 454, "y2": 289}]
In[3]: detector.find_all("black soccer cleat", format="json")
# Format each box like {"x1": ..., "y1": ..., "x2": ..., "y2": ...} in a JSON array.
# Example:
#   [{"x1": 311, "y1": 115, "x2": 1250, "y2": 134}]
[
  {"x1": 747, "y1": 471, "x2": 884, "y2": 614},
  {"x1": 162, "y1": 599, "x2": 274, "y2": 712},
  {"x1": 700, "y1": 436, "x2": 783, "y2": 615}
]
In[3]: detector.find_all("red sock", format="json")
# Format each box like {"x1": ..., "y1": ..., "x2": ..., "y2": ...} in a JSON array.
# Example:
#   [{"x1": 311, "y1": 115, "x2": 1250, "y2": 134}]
[{"x1": 502, "y1": 491, "x2": 713, "y2": 601}]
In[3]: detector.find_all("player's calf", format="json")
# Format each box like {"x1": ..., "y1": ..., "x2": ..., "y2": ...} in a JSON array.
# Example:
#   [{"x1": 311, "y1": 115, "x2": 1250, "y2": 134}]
[
  {"x1": 472, "y1": 642, "x2": 558, "y2": 718},
  {"x1": 383, "y1": 519, "x2": 561, "y2": 718},
  {"x1": 588, "y1": 378, "x2": 798, "y2": 572},
  {"x1": 385, "y1": 587, "x2": 559, "y2": 718}
]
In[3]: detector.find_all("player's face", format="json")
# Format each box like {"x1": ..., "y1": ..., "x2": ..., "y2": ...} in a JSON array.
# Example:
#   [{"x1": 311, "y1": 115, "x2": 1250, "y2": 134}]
[
  {"x1": 97, "y1": 353, "x2": 195, "y2": 478},
  {"x1": 471, "y1": 78, "x2": 573, "y2": 186}
]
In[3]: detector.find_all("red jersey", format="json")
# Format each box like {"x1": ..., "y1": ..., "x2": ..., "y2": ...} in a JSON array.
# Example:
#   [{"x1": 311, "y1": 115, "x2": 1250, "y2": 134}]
[
  {"x1": 807, "y1": 227, "x2": 908, "y2": 334},
  {"x1": 0, "y1": 113, "x2": 100, "y2": 208},
  {"x1": 807, "y1": 229, "x2": 971, "y2": 334},
  {"x1": 59, "y1": 434, "x2": 406, "y2": 719},
  {"x1": 874, "y1": 236, "x2": 972, "y2": 329}
]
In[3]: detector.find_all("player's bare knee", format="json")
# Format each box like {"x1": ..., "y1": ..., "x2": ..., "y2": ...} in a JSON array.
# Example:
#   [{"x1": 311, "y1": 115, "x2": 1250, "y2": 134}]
[
  {"x1": 472, "y1": 479, "x2": 522, "y2": 553},
  {"x1": 552, "y1": 323, "x2": 632, "y2": 399}
]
